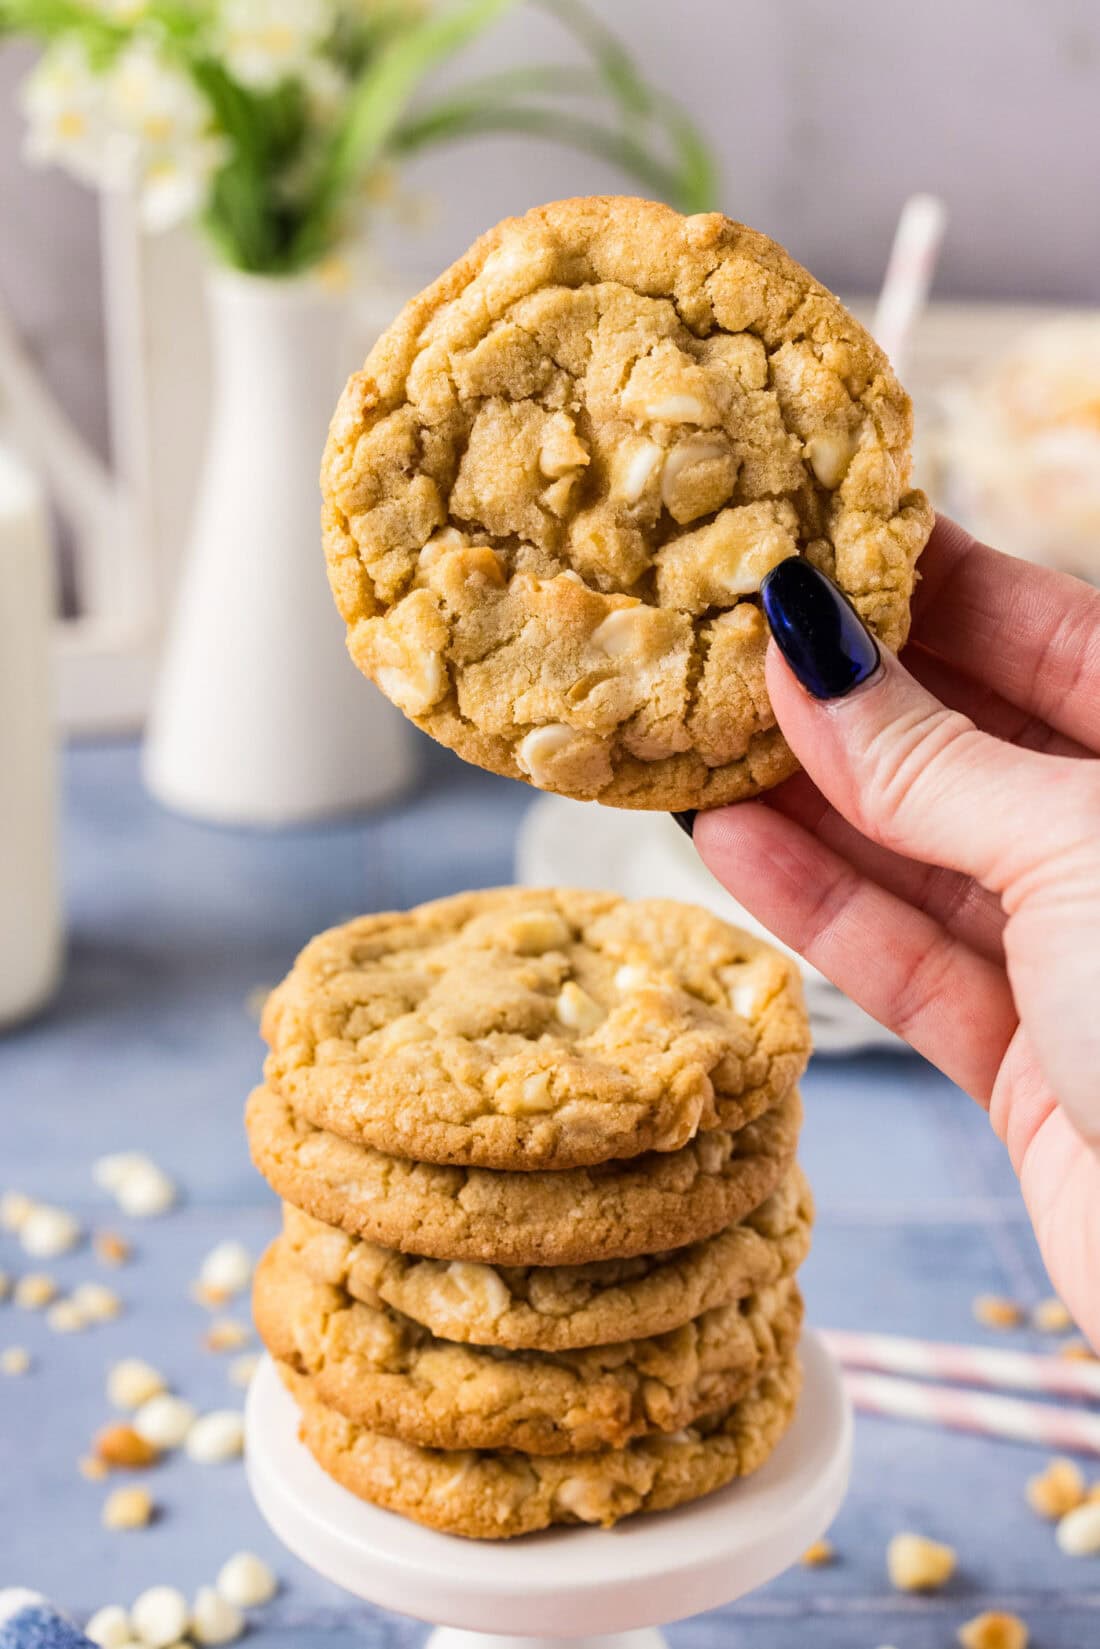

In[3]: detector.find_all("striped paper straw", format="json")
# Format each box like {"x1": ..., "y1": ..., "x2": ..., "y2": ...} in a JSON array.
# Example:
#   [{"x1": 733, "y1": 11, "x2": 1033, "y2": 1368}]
[
  {"x1": 823, "y1": 1328, "x2": 1100, "y2": 1400},
  {"x1": 872, "y1": 192, "x2": 947, "y2": 375},
  {"x1": 844, "y1": 1370, "x2": 1100, "y2": 1456}
]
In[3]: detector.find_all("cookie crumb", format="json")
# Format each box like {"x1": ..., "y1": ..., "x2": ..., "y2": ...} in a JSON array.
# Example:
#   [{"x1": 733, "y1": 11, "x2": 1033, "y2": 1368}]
[
  {"x1": 800, "y1": 1537, "x2": 835, "y2": 1566},
  {"x1": 108, "y1": 1359, "x2": 167, "y2": 1411},
  {"x1": 79, "y1": 1453, "x2": 109, "y2": 1481},
  {"x1": 94, "y1": 1230, "x2": 133, "y2": 1267},
  {"x1": 1026, "y1": 1457, "x2": 1086, "y2": 1520},
  {"x1": 185, "y1": 1409, "x2": 244, "y2": 1464},
  {"x1": 94, "y1": 1422, "x2": 161, "y2": 1469},
  {"x1": 102, "y1": 1484, "x2": 155, "y2": 1529},
  {"x1": 1, "y1": 1191, "x2": 36, "y2": 1231},
  {"x1": 134, "y1": 1393, "x2": 196, "y2": 1450},
  {"x1": 14, "y1": 1272, "x2": 57, "y2": 1310},
  {"x1": 972, "y1": 1294, "x2": 1023, "y2": 1330},
  {"x1": 216, "y1": 1552, "x2": 277, "y2": 1607},
  {"x1": 190, "y1": 1588, "x2": 243, "y2": 1646},
  {"x1": 887, "y1": 1532, "x2": 957, "y2": 1592},
  {"x1": 1056, "y1": 1500, "x2": 1100, "y2": 1556},
  {"x1": 203, "y1": 1319, "x2": 251, "y2": 1353},
  {"x1": 47, "y1": 1298, "x2": 88, "y2": 1334},
  {"x1": 198, "y1": 1241, "x2": 253, "y2": 1299},
  {"x1": 0, "y1": 1270, "x2": 10, "y2": 1301},
  {"x1": 957, "y1": 1611, "x2": 1028, "y2": 1649},
  {"x1": 94, "y1": 1153, "x2": 177, "y2": 1218},
  {"x1": 1058, "y1": 1338, "x2": 1097, "y2": 1362},
  {"x1": 1032, "y1": 1296, "x2": 1073, "y2": 1334},
  {"x1": 130, "y1": 1586, "x2": 189, "y2": 1649},
  {"x1": 84, "y1": 1606, "x2": 132, "y2": 1649},
  {"x1": 1, "y1": 1345, "x2": 31, "y2": 1375},
  {"x1": 72, "y1": 1282, "x2": 123, "y2": 1322}
]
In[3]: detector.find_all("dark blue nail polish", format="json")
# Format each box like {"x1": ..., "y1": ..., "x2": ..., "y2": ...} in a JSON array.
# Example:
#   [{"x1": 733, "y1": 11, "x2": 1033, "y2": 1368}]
[
  {"x1": 671, "y1": 810, "x2": 697, "y2": 839},
  {"x1": 761, "y1": 558, "x2": 880, "y2": 699}
]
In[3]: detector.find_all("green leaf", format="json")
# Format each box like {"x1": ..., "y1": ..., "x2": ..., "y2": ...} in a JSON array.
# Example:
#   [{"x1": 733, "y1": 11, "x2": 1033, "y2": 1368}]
[{"x1": 289, "y1": 0, "x2": 520, "y2": 266}]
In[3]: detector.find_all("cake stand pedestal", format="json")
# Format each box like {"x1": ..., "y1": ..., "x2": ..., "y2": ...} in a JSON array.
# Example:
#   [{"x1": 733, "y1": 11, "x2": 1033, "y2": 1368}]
[{"x1": 245, "y1": 1331, "x2": 851, "y2": 1649}]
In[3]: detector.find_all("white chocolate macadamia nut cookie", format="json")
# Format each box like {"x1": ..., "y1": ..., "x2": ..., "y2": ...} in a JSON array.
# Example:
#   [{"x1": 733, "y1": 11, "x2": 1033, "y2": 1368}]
[{"x1": 321, "y1": 196, "x2": 932, "y2": 809}]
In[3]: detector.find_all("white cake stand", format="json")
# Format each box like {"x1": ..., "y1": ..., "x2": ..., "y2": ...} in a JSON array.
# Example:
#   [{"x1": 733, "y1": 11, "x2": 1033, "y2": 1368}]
[{"x1": 245, "y1": 1332, "x2": 851, "y2": 1649}]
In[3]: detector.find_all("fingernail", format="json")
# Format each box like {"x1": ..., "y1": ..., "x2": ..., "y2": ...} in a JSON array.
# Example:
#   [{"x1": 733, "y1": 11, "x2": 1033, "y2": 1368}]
[
  {"x1": 671, "y1": 811, "x2": 697, "y2": 839},
  {"x1": 761, "y1": 558, "x2": 880, "y2": 699}
]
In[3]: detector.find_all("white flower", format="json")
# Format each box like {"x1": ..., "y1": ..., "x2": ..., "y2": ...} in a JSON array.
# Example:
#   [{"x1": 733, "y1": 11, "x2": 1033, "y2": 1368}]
[
  {"x1": 298, "y1": 53, "x2": 349, "y2": 122},
  {"x1": 104, "y1": 42, "x2": 227, "y2": 231},
  {"x1": 217, "y1": 0, "x2": 335, "y2": 90},
  {"x1": 20, "y1": 40, "x2": 112, "y2": 187}
]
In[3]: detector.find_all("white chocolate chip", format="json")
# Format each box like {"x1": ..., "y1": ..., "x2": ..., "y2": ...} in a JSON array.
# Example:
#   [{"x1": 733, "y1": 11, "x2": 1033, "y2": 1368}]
[
  {"x1": 375, "y1": 649, "x2": 446, "y2": 718},
  {"x1": 645, "y1": 394, "x2": 709, "y2": 424},
  {"x1": 102, "y1": 1484, "x2": 154, "y2": 1530},
  {"x1": 886, "y1": 1532, "x2": 957, "y2": 1591},
  {"x1": 134, "y1": 1393, "x2": 197, "y2": 1450},
  {"x1": 538, "y1": 412, "x2": 589, "y2": 479},
  {"x1": 14, "y1": 1272, "x2": 57, "y2": 1310},
  {"x1": 185, "y1": 1409, "x2": 244, "y2": 1464},
  {"x1": 555, "y1": 981, "x2": 604, "y2": 1034},
  {"x1": 191, "y1": 1590, "x2": 244, "y2": 1647},
  {"x1": 115, "y1": 1162, "x2": 176, "y2": 1219},
  {"x1": 216, "y1": 1553, "x2": 278, "y2": 1608},
  {"x1": 553, "y1": 1474, "x2": 617, "y2": 1524},
  {"x1": 130, "y1": 1588, "x2": 190, "y2": 1649},
  {"x1": 516, "y1": 724, "x2": 580, "y2": 787},
  {"x1": 71, "y1": 1282, "x2": 122, "y2": 1322},
  {"x1": 660, "y1": 437, "x2": 736, "y2": 523},
  {"x1": 498, "y1": 909, "x2": 571, "y2": 954},
  {"x1": 47, "y1": 1298, "x2": 88, "y2": 1334},
  {"x1": 1, "y1": 1346, "x2": 31, "y2": 1375},
  {"x1": 107, "y1": 1359, "x2": 167, "y2": 1411},
  {"x1": 93, "y1": 1152, "x2": 148, "y2": 1193},
  {"x1": 85, "y1": 1607, "x2": 132, "y2": 1649},
  {"x1": 21, "y1": 1204, "x2": 81, "y2": 1257},
  {"x1": 591, "y1": 608, "x2": 645, "y2": 657},
  {"x1": 417, "y1": 528, "x2": 467, "y2": 570},
  {"x1": 0, "y1": 1191, "x2": 36, "y2": 1232},
  {"x1": 444, "y1": 1261, "x2": 511, "y2": 1320},
  {"x1": 1056, "y1": 1500, "x2": 1100, "y2": 1555},
  {"x1": 805, "y1": 429, "x2": 854, "y2": 490},
  {"x1": 613, "y1": 439, "x2": 663, "y2": 504},
  {"x1": 614, "y1": 963, "x2": 652, "y2": 992},
  {"x1": 198, "y1": 1242, "x2": 252, "y2": 1299}
]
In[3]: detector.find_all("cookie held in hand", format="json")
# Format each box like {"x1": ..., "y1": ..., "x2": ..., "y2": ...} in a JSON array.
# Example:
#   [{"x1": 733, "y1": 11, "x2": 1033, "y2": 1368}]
[{"x1": 321, "y1": 195, "x2": 931, "y2": 810}]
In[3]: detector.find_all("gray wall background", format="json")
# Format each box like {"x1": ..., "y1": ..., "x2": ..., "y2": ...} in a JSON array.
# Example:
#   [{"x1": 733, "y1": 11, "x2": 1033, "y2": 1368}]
[{"x1": 3, "y1": 0, "x2": 1100, "y2": 465}]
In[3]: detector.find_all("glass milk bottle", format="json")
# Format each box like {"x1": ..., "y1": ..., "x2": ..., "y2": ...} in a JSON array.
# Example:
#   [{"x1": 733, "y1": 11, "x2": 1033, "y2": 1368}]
[{"x1": 0, "y1": 443, "x2": 61, "y2": 1025}]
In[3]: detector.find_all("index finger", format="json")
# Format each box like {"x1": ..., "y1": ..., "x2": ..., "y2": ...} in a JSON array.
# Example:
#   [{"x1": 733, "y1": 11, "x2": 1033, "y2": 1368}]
[{"x1": 910, "y1": 515, "x2": 1100, "y2": 753}]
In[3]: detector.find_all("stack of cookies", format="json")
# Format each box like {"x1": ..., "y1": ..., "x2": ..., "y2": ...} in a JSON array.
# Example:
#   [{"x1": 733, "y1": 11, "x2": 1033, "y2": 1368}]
[{"x1": 247, "y1": 887, "x2": 813, "y2": 1539}]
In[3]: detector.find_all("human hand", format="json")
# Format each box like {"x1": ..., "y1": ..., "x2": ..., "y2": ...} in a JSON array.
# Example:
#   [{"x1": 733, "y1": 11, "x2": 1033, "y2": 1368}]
[{"x1": 687, "y1": 518, "x2": 1100, "y2": 1350}]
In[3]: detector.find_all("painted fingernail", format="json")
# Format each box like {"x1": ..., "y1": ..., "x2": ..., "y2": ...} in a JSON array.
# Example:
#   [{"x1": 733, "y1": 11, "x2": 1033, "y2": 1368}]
[
  {"x1": 671, "y1": 811, "x2": 697, "y2": 839},
  {"x1": 761, "y1": 558, "x2": 880, "y2": 699}
]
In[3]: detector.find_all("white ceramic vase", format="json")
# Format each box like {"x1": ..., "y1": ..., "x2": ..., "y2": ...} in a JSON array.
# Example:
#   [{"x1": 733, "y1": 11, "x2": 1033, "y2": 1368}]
[{"x1": 143, "y1": 266, "x2": 416, "y2": 825}]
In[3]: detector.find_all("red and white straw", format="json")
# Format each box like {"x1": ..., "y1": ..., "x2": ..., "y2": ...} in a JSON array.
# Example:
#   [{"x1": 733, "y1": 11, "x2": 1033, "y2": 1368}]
[
  {"x1": 843, "y1": 1368, "x2": 1100, "y2": 1457},
  {"x1": 872, "y1": 192, "x2": 947, "y2": 375},
  {"x1": 823, "y1": 1328, "x2": 1100, "y2": 1401}
]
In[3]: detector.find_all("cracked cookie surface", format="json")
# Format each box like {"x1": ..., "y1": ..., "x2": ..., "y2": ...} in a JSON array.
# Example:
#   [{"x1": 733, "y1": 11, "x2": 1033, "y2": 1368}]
[
  {"x1": 261, "y1": 888, "x2": 809, "y2": 1172},
  {"x1": 321, "y1": 195, "x2": 932, "y2": 811},
  {"x1": 279, "y1": 1353, "x2": 803, "y2": 1537},
  {"x1": 255, "y1": 1239, "x2": 802, "y2": 1454},
  {"x1": 282, "y1": 1163, "x2": 812, "y2": 1351},
  {"x1": 246, "y1": 1083, "x2": 802, "y2": 1266}
]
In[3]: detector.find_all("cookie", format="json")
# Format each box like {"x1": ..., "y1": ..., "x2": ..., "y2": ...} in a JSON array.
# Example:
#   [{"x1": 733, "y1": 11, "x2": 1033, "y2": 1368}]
[
  {"x1": 261, "y1": 888, "x2": 809, "y2": 1172},
  {"x1": 246, "y1": 1082, "x2": 802, "y2": 1267},
  {"x1": 278, "y1": 1353, "x2": 802, "y2": 1538},
  {"x1": 255, "y1": 1237, "x2": 801, "y2": 1454},
  {"x1": 282, "y1": 1163, "x2": 812, "y2": 1351},
  {"x1": 321, "y1": 195, "x2": 932, "y2": 811}
]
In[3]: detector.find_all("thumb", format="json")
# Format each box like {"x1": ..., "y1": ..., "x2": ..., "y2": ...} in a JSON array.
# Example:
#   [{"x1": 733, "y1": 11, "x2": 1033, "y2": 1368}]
[{"x1": 758, "y1": 558, "x2": 1093, "y2": 894}]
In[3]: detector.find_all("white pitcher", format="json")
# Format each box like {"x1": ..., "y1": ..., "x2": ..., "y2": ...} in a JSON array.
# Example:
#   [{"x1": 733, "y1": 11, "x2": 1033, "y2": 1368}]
[{"x1": 143, "y1": 267, "x2": 416, "y2": 825}]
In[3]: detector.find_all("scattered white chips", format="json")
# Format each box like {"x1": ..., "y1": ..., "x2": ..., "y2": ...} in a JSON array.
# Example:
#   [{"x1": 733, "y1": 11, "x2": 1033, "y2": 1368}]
[
  {"x1": 107, "y1": 1359, "x2": 167, "y2": 1411},
  {"x1": 84, "y1": 1606, "x2": 132, "y2": 1649},
  {"x1": 130, "y1": 1588, "x2": 189, "y2": 1649},
  {"x1": 185, "y1": 1410, "x2": 244, "y2": 1464},
  {"x1": 21, "y1": 1204, "x2": 81, "y2": 1258},
  {"x1": 93, "y1": 1154, "x2": 177, "y2": 1218},
  {"x1": 133, "y1": 1394, "x2": 197, "y2": 1451},
  {"x1": 190, "y1": 1588, "x2": 243, "y2": 1646},
  {"x1": 215, "y1": 1552, "x2": 277, "y2": 1608},
  {"x1": 198, "y1": 1242, "x2": 252, "y2": 1299}
]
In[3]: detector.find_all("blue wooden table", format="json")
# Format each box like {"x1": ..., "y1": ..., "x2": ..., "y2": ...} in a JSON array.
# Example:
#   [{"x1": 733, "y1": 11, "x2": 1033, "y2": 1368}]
[{"x1": 1, "y1": 738, "x2": 1096, "y2": 1647}]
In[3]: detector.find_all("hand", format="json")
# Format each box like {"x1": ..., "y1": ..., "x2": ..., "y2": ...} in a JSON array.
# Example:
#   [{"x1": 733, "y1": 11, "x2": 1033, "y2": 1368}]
[{"x1": 690, "y1": 518, "x2": 1100, "y2": 1349}]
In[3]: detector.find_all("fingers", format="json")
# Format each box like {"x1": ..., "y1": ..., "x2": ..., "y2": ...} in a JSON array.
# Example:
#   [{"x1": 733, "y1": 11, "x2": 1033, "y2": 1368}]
[
  {"x1": 764, "y1": 641, "x2": 1096, "y2": 894},
  {"x1": 693, "y1": 800, "x2": 1018, "y2": 1100},
  {"x1": 764, "y1": 771, "x2": 1006, "y2": 963},
  {"x1": 911, "y1": 516, "x2": 1100, "y2": 752},
  {"x1": 906, "y1": 644, "x2": 1092, "y2": 761}
]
